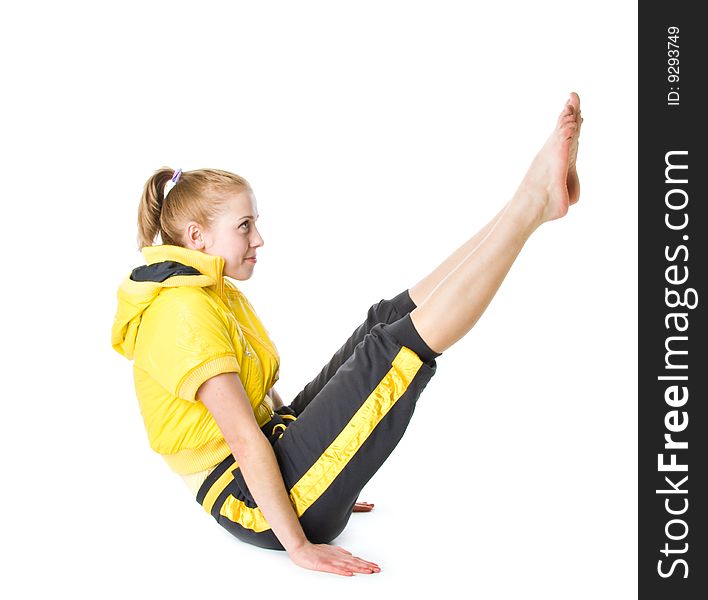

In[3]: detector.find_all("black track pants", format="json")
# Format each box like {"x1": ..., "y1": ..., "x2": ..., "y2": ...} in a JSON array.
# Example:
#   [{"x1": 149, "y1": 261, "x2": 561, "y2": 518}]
[{"x1": 196, "y1": 289, "x2": 441, "y2": 550}]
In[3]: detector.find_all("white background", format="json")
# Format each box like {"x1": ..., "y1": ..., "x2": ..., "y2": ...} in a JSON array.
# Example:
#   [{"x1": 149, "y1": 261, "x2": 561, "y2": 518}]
[{"x1": 2, "y1": 1, "x2": 637, "y2": 598}]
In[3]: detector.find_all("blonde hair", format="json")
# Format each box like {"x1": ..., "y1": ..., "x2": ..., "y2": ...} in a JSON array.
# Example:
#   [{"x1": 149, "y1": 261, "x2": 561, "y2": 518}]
[{"x1": 137, "y1": 167, "x2": 253, "y2": 250}]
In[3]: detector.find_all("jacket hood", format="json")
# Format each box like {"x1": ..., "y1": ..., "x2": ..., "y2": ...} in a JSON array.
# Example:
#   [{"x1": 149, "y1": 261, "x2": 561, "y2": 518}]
[{"x1": 111, "y1": 245, "x2": 226, "y2": 360}]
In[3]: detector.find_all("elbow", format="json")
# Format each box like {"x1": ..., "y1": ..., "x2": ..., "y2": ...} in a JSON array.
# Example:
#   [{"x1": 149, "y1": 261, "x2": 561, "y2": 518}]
[{"x1": 227, "y1": 430, "x2": 267, "y2": 463}]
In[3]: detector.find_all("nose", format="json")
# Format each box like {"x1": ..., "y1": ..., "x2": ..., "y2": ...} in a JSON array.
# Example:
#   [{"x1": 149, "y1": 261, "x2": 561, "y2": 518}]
[{"x1": 251, "y1": 224, "x2": 264, "y2": 248}]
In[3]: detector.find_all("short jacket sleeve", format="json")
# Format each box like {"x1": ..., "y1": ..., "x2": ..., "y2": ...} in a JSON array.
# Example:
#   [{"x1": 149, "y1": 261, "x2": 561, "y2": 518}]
[{"x1": 135, "y1": 288, "x2": 241, "y2": 402}]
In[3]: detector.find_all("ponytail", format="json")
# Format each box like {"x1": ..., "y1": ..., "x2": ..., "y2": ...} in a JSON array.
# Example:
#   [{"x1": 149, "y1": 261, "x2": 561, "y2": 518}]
[{"x1": 137, "y1": 167, "x2": 174, "y2": 250}]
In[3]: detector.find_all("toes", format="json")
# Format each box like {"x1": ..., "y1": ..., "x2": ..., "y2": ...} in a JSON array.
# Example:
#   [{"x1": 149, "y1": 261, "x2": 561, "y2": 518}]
[
  {"x1": 573, "y1": 110, "x2": 583, "y2": 137},
  {"x1": 558, "y1": 105, "x2": 573, "y2": 124},
  {"x1": 559, "y1": 108, "x2": 583, "y2": 139},
  {"x1": 555, "y1": 93, "x2": 582, "y2": 144},
  {"x1": 559, "y1": 116, "x2": 578, "y2": 135},
  {"x1": 558, "y1": 122, "x2": 578, "y2": 141},
  {"x1": 568, "y1": 91, "x2": 581, "y2": 112},
  {"x1": 560, "y1": 113, "x2": 576, "y2": 125},
  {"x1": 558, "y1": 94, "x2": 581, "y2": 125}
]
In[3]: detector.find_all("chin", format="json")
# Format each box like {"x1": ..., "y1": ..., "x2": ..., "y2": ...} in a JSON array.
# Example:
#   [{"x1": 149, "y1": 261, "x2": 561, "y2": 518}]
[{"x1": 228, "y1": 269, "x2": 254, "y2": 281}]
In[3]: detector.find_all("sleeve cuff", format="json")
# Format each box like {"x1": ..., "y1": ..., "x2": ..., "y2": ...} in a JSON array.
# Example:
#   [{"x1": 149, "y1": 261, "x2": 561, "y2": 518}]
[{"x1": 178, "y1": 355, "x2": 241, "y2": 402}]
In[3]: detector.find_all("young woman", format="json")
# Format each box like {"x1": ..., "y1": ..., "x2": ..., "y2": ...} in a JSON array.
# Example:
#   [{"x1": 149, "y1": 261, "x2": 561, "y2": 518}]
[{"x1": 112, "y1": 93, "x2": 582, "y2": 577}]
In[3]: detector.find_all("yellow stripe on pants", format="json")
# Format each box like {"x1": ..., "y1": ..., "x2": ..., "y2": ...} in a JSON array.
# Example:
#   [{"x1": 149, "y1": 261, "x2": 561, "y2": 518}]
[{"x1": 219, "y1": 346, "x2": 423, "y2": 531}]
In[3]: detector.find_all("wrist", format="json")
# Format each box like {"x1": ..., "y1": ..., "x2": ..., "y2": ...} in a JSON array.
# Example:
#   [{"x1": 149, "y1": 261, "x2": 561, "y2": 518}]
[{"x1": 284, "y1": 535, "x2": 310, "y2": 555}]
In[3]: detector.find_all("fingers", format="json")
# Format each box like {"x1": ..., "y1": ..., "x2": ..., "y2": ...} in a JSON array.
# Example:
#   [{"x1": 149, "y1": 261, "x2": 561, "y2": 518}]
[
  {"x1": 333, "y1": 558, "x2": 381, "y2": 576},
  {"x1": 326, "y1": 547, "x2": 381, "y2": 576},
  {"x1": 352, "y1": 501, "x2": 375, "y2": 513}
]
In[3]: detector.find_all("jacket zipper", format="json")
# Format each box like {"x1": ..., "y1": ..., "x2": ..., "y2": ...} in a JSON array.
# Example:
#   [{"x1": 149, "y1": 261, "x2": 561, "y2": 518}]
[{"x1": 211, "y1": 287, "x2": 276, "y2": 356}]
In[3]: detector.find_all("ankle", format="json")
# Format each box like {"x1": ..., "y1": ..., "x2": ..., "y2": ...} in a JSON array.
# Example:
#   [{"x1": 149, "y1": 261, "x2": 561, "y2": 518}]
[{"x1": 505, "y1": 190, "x2": 545, "y2": 235}]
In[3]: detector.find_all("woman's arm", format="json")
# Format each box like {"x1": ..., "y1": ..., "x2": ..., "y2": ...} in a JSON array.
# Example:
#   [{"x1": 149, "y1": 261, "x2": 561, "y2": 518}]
[
  {"x1": 197, "y1": 373, "x2": 380, "y2": 576},
  {"x1": 198, "y1": 373, "x2": 306, "y2": 550}
]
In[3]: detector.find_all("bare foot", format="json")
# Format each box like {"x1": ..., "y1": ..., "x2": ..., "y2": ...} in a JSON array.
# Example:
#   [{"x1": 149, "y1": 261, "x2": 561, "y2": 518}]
[
  {"x1": 515, "y1": 92, "x2": 583, "y2": 224},
  {"x1": 566, "y1": 92, "x2": 582, "y2": 206}
]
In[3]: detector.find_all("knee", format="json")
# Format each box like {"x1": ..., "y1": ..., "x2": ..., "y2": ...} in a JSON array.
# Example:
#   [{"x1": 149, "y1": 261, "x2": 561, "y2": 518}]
[{"x1": 367, "y1": 298, "x2": 399, "y2": 328}]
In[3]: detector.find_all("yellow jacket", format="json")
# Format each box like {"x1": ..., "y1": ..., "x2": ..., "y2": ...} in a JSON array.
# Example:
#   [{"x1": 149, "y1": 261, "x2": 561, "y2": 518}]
[{"x1": 111, "y1": 245, "x2": 280, "y2": 475}]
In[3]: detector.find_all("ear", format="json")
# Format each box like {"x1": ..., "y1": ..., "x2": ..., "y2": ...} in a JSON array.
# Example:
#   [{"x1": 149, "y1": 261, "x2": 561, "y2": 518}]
[{"x1": 184, "y1": 221, "x2": 206, "y2": 250}]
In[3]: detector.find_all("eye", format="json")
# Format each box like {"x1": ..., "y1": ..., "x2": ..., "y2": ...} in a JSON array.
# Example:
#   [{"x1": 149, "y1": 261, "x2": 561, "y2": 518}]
[{"x1": 239, "y1": 221, "x2": 250, "y2": 231}]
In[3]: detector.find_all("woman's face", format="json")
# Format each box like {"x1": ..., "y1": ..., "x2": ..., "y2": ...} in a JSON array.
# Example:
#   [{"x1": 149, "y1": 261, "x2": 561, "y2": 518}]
[{"x1": 200, "y1": 189, "x2": 264, "y2": 280}]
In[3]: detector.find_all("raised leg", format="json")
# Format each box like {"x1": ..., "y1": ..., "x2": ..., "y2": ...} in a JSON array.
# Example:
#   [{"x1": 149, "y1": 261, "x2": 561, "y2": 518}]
[
  {"x1": 411, "y1": 92, "x2": 583, "y2": 353},
  {"x1": 408, "y1": 207, "x2": 506, "y2": 307}
]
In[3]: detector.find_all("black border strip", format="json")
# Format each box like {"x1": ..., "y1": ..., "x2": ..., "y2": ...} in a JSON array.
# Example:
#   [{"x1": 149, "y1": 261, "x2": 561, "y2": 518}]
[{"x1": 639, "y1": 5, "x2": 705, "y2": 598}]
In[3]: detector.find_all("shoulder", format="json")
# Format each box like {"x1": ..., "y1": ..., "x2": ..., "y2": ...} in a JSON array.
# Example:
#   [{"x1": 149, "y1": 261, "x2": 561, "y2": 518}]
[
  {"x1": 153, "y1": 286, "x2": 220, "y2": 315},
  {"x1": 143, "y1": 287, "x2": 232, "y2": 335}
]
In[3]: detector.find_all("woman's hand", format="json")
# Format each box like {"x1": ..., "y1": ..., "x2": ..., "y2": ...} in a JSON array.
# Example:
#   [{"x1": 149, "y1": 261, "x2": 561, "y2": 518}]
[
  {"x1": 353, "y1": 501, "x2": 374, "y2": 513},
  {"x1": 288, "y1": 541, "x2": 381, "y2": 577}
]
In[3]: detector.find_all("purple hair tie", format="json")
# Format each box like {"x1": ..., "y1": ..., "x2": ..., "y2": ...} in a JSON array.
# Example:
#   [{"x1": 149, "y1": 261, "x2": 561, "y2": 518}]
[{"x1": 163, "y1": 168, "x2": 183, "y2": 198}]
